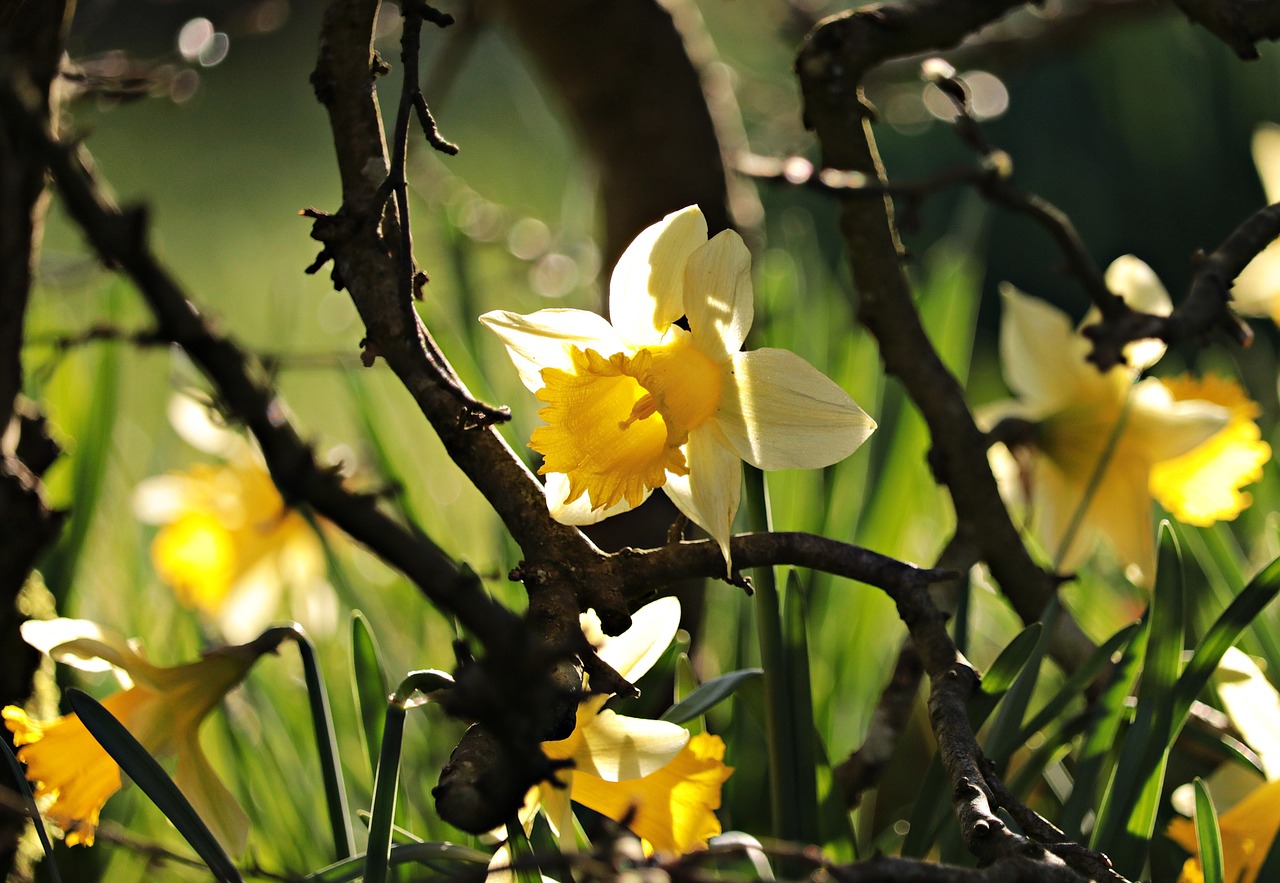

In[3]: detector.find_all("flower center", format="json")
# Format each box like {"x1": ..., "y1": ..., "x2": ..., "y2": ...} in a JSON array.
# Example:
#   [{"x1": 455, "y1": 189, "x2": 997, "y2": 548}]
[{"x1": 531, "y1": 332, "x2": 724, "y2": 512}]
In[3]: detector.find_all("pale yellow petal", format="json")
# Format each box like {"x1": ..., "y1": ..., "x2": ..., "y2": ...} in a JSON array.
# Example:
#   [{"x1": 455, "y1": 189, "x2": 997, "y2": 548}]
[
  {"x1": 568, "y1": 733, "x2": 732, "y2": 855},
  {"x1": 573, "y1": 709, "x2": 689, "y2": 782},
  {"x1": 479, "y1": 309, "x2": 626, "y2": 393},
  {"x1": 1255, "y1": 122, "x2": 1280, "y2": 203},
  {"x1": 683, "y1": 230, "x2": 753, "y2": 362},
  {"x1": 595, "y1": 597, "x2": 682, "y2": 683},
  {"x1": 1127, "y1": 379, "x2": 1228, "y2": 464},
  {"x1": 168, "y1": 393, "x2": 246, "y2": 459},
  {"x1": 544, "y1": 472, "x2": 638, "y2": 525},
  {"x1": 20, "y1": 619, "x2": 140, "y2": 676},
  {"x1": 715, "y1": 349, "x2": 875, "y2": 471},
  {"x1": 174, "y1": 731, "x2": 249, "y2": 856},
  {"x1": 1103, "y1": 255, "x2": 1171, "y2": 370},
  {"x1": 663, "y1": 424, "x2": 742, "y2": 566},
  {"x1": 999, "y1": 284, "x2": 1096, "y2": 409},
  {"x1": 131, "y1": 474, "x2": 197, "y2": 524},
  {"x1": 1218, "y1": 647, "x2": 1280, "y2": 779},
  {"x1": 1231, "y1": 245, "x2": 1280, "y2": 318},
  {"x1": 609, "y1": 207, "x2": 708, "y2": 344}
]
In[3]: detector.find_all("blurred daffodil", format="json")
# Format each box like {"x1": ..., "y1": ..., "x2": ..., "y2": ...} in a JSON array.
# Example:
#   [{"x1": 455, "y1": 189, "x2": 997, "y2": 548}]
[
  {"x1": 1167, "y1": 648, "x2": 1280, "y2": 883},
  {"x1": 2, "y1": 618, "x2": 284, "y2": 851},
  {"x1": 134, "y1": 394, "x2": 333, "y2": 642},
  {"x1": 1230, "y1": 123, "x2": 1280, "y2": 323},
  {"x1": 519, "y1": 597, "x2": 732, "y2": 854},
  {"x1": 984, "y1": 257, "x2": 1238, "y2": 582},
  {"x1": 481, "y1": 205, "x2": 875, "y2": 564},
  {"x1": 1150, "y1": 375, "x2": 1270, "y2": 527}
]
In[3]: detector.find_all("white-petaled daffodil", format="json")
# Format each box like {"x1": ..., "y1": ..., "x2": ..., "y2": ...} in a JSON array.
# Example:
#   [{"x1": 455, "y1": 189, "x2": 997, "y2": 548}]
[
  {"x1": 513, "y1": 596, "x2": 732, "y2": 855},
  {"x1": 982, "y1": 256, "x2": 1250, "y2": 582},
  {"x1": 3, "y1": 618, "x2": 283, "y2": 851},
  {"x1": 481, "y1": 206, "x2": 875, "y2": 564}
]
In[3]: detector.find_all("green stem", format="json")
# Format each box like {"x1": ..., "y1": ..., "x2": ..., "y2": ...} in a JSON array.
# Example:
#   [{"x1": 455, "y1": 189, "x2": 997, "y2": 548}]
[
  {"x1": 288, "y1": 626, "x2": 356, "y2": 860},
  {"x1": 363, "y1": 705, "x2": 406, "y2": 883}
]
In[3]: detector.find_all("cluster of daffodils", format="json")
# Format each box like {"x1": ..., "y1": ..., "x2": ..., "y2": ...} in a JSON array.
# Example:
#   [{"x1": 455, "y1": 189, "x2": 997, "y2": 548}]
[
  {"x1": 984, "y1": 256, "x2": 1269, "y2": 582},
  {"x1": 482, "y1": 205, "x2": 876, "y2": 563},
  {"x1": 514, "y1": 597, "x2": 732, "y2": 854},
  {"x1": 1167, "y1": 648, "x2": 1280, "y2": 883},
  {"x1": 3, "y1": 619, "x2": 280, "y2": 851},
  {"x1": 133, "y1": 394, "x2": 334, "y2": 642}
]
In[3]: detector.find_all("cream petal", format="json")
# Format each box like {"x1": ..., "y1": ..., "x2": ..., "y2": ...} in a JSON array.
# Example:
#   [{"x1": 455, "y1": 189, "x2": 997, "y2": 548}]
[
  {"x1": 479, "y1": 309, "x2": 626, "y2": 393},
  {"x1": 1127, "y1": 379, "x2": 1229, "y2": 463},
  {"x1": 1217, "y1": 647, "x2": 1280, "y2": 779},
  {"x1": 1029, "y1": 457, "x2": 1100, "y2": 573},
  {"x1": 544, "y1": 472, "x2": 640, "y2": 525},
  {"x1": 20, "y1": 619, "x2": 140, "y2": 675},
  {"x1": 131, "y1": 474, "x2": 197, "y2": 524},
  {"x1": 684, "y1": 230, "x2": 753, "y2": 361},
  {"x1": 168, "y1": 393, "x2": 248, "y2": 459},
  {"x1": 609, "y1": 207, "x2": 708, "y2": 346},
  {"x1": 486, "y1": 842, "x2": 515, "y2": 883},
  {"x1": 999, "y1": 284, "x2": 1095, "y2": 408},
  {"x1": 540, "y1": 781, "x2": 574, "y2": 845},
  {"x1": 574, "y1": 709, "x2": 690, "y2": 782},
  {"x1": 1231, "y1": 244, "x2": 1280, "y2": 318},
  {"x1": 596, "y1": 597, "x2": 681, "y2": 682},
  {"x1": 1102, "y1": 255, "x2": 1171, "y2": 370},
  {"x1": 663, "y1": 425, "x2": 743, "y2": 566},
  {"x1": 1254, "y1": 122, "x2": 1280, "y2": 203},
  {"x1": 174, "y1": 732, "x2": 249, "y2": 856},
  {"x1": 716, "y1": 349, "x2": 875, "y2": 471}
]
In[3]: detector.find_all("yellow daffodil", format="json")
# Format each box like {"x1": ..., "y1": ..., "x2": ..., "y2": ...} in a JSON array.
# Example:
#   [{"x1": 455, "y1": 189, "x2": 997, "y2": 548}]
[
  {"x1": 1231, "y1": 123, "x2": 1280, "y2": 323},
  {"x1": 133, "y1": 394, "x2": 332, "y2": 642},
  {"x1": 1167, "y1": 648, "x2": 1280, "y2": 883},
  {"x1": 984, "y1": 256, "x2": 1232, "y2": 581},
  {"x1": 2, "y1": 618, "x2": 283, "y2": 851},
  {"x1": 1150, "y1": 375, "x2": 1270, "y2": 526},
  {"x1": 519, "y1": 597, "x2": 732, "y2": 854},
  {"x1": 481, "y1": 205, "x2": 875, "y2": 563}
]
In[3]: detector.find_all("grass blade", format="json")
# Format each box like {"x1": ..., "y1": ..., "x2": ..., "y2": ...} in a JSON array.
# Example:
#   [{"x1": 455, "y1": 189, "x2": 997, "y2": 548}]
[
  {"x1": 661, "y1": 669, "x2": 763, "y2": 725},
  {"x1": 363, "y1": 704, "x2": 406, "y2": 883},
  {"x1": 67, "y1": 689, "x2": 243, "y2": 882},
  {"x1": 350, "y1": 611, "x2": 390, "y2": 779},
  {"x1": 305, "y1": 842, "x2": 489, "y2": 882},
  {"x1": 1192, "y1": 778, "x2": 1224, "y2": 883}
]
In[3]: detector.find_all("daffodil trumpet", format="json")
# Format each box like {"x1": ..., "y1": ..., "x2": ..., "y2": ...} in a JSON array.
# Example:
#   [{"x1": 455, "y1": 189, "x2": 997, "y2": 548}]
[{"x1": 482, "y1": 205, "x2": 875, "y2": 567}]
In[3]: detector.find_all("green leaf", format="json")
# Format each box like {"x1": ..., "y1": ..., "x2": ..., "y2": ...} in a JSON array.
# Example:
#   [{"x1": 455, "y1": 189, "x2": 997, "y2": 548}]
[
  {"x1": 1192, "y1": 779, "x2": 1224, "y2": 883},
  {"x1": 2, "y1": 735, "x2": 62, "y2": 882},
  {"x1": 985, "y1": 603, "x2": 1054, "y2": 769},
  {"x1": 305, "y1": 842, "x2": 489, "y2": 882},
  {"x1": 782, "y1": 570, "x2": 821, "y2": 852},
  {"x1": 350, "y1": 611, "x2": 390, "y2": 779},
  {"x1": 67, "y1": 689, "x2": 243, "y2": 883},
  {"x1": 1091, "y1": 521, "x2": 1185, "y2": 875},
  {"x1": 504, "y1": 816, "x2": 543, "y2": 883},
  {"x1": 661, "y1": 668, "x2": 763, "y2": 724},
  {"x1": 363, "y1": 705, "x2": 406, "y2": 883}
]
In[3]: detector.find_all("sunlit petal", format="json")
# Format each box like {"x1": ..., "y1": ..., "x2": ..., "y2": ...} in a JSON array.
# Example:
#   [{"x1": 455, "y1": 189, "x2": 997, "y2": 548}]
[
  {"x1": 683, "y1": 230, "x2": 752, "y2": 361},
  {"x1": 573, "y1": 709, "x2": 689, "y2": 782},
  {"x1": 168, "y1": 393, "x2": 246, "y2": 459},
  {"x1": 131, "y1": 474, "x2": 196, "y2": 524},
  {"x1": 1217, "y1": 648, "x2": 1280, "y2": 779},
  {"x1": 663, "y1": 424, "x2": 742, "y2": 565},
  {"x1": 609, "y1": 207, "x2": 708, "y2": 345},
  {"x1": 1255, "y1": 122, "x2": 1280, "y2": 203},
  {"x1": 1127, "y1": 379, "x2": 1228, "y2": 463},
  {"x1": 480, "y1": 309, "x2": 626, "y2": 393},
  {"x1": 569, "y1": 733, "x2": 731, "y2": 855},
  {"x1": 1102, "y1": 255, "x2": 1171, "y2": 370},
  {"x1": 544, "y1": 472, "x2": 638, "y2": 524},
  {"x1": 19, "y1": 619, "x2": 138, "y2": 675},
  {"x1": 999, "y1": 284, "x2": 1095, "y2": 408},
  {"x1": 595, "y1": 597, "x2": 682, "y2": 682},
  {"x1": 174, "y1": 731, "x2": 250, "y2": 855},
  {"x1": 716, "y1": 349, "x2": 875, "y2": 471}
]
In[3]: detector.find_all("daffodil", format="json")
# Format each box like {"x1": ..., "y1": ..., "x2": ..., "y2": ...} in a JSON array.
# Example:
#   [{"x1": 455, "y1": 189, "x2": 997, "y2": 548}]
[
  {"x1": 481, "y1": 206, "x2": 875, "y2": 563},
  {"x1": 2, "y1": 618, "x2": 283, "y2": 851},
  {"x1": 133, "y1": 394, "x2": 332, "y2": 642},
  {"x1": 984, "y1": 256, "x2": 1232, "y2": 581},
  {"x1": 518, "y1": 597, "x2": 732, "y2": 854},
  {"x1": 1230, "y1": 123, "x2": 1280, "y2": 323},
  {"x1": 1150, "y1": 375, "x2": 1270, "y2": 526},
  {"x1": 1167, "y1": 648, "x2": 1280, "y2": 883}
]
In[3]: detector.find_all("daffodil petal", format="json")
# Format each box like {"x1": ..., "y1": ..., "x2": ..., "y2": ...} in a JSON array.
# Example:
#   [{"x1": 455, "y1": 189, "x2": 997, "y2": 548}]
[
  {"x1": 20, "y1": 619, "x2": 139, "y2": 675},
  {"x1": 1127, "y1": 379, "x2": 1228, "y2": 463},
  {"x1": 573, "y1": 709, "x2": 689, "y2": 782},
  {"x1": 715, "y1": 349, "x2": 875, "y2": 471},
  {"x1": 999, "y1": 284, "x2": 1096, "y2": 408},
  {"x1": 479, "y1": 309, "x2": 626, "y2": 393},
  {"x1": 573, "y1": 732, "x2": 731, "y2": 855},
  {"x1": 663, "y1": 424, "x2": 742, "y2": 566},
  {"x1": 683, "y1": 230, "x2": 752, "y2": 362},
  {"x1": 1217, "y1": 647, "x2": 1280, "y2": 779},
  {"x1": 131, "y1": 474, "x2": 196, "y2": 524},
  {"x1": 1102, "y1": 255, "x2": 1171, "y2": 370},
  {"x1": 1168, "y1": 777, "x2": 1280, "y2": 883},
  {"x1": 596, "y1": 597, "x2": 681, "y2": 682},
  {"x1": 174, "y1": 731, "x2": 250, "y2": 856},
  {"x1": 540, "y1": 779, "x2": 574, "y2": 843},
  {"x1": 544, "y1": 472, "x2": 640, "y2": 525},
  {"x1": 168, "y1": 393, "x2": 248, "y2": 459},
  {"x1": 610, "y1": 207, "x2": 708, "y2": 345},
  {"x1": 1255, "y1": 122, "x2": 1280, "y2": 203},
  {"x1": 1231, "y1": 244, "x2": 1280, "y2": 318},
  {"x1": 487, "y1": 842, "x2": 516, "y2": 883}
]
